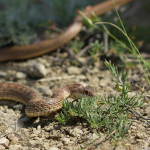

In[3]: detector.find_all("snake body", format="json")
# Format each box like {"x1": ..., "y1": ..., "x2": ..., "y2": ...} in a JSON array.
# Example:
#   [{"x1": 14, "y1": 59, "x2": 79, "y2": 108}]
[
  {"x1": 0, "y1": 82, "x2": 97, "y2": 117},
  {"x1": 0, "y1": 0, "x2": 133, "y2": 62}
]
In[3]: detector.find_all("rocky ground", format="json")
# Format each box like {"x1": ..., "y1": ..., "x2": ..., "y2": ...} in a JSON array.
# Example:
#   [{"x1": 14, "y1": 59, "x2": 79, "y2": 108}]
[{"x1": 0, "y1": 51, "x2": 150, "y2": 150}]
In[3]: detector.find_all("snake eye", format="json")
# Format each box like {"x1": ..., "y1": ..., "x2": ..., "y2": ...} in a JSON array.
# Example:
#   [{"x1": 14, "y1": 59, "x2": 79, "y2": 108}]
[{"x1": 84, "y1": 90, "x2": 89, "y2": 96}]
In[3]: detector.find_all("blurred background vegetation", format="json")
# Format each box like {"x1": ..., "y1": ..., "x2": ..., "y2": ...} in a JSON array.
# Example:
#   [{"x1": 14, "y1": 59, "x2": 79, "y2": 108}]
[{"x1": 0, "y1": 0, "x2": 150, "y2": 49}]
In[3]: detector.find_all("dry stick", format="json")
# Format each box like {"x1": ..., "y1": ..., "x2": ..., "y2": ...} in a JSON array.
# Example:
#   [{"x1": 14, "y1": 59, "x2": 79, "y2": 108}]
[
  {"x1": 77, "y1": 45, "x2": 92, "y2": 57},
  {"x1": 86, "y1": 129, "x2": 117, "y2": 150},
  {"x1": 103, "y1": 32, "x2": 109, "y2": 52},
  {"x1": 36, "y1": 75, "x2": 86, "y2": 82},
  {"x1": 119, "y1": 99, "x2": 150, "y2": 120},
  {"x1": 125, "y1": 53, "x2": 150, "y2": 59},
  {"x1": 67, "y1": 48, "x2": 92, "y2": 73}
]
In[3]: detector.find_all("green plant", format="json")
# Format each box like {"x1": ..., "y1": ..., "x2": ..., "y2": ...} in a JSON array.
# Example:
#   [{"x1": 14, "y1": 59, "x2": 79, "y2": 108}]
[
  {"x1": 88, "y1": 40, "x2": 104, "y2": 61},
  {"x1": 57, "y1": 60, "x2": 145, "y2": 142},
  {"x1": 70, "y1": 40, "x2": 84, "y2": 54}
]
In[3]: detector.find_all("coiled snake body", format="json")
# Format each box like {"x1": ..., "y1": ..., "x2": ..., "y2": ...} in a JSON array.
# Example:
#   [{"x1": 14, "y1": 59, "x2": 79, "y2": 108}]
[{"x1": 0, "y1": 82, "x2": 97, "y2": 117}]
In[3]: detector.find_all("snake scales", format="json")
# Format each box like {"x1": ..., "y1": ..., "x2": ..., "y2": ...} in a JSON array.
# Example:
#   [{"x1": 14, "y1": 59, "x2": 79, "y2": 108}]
[
  {"x1": 0, "y1": 82, "x2": 97, "y2": 117},
  {"x1": 0, "y1": 0, "x2": 133, "y2": 62}
]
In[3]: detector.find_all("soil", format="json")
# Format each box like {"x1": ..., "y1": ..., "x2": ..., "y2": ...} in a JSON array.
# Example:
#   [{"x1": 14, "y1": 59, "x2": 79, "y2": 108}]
[{"x1": 0, "y1": 50, "x2": 150, "y2": 150}]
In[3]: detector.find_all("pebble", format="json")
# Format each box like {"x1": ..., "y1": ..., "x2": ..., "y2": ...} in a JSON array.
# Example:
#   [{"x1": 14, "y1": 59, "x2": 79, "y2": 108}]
[
  {"x1": 13, "y1": 72, "x2": 27, "y2": 80},
  {"x1": 69, "y1": 128, "x2": 83, "y2": 137},
  {"x1": 9, "y1": 145, "x2": 23, "y2": 150},
  {"x1": 0, "y1": 137, "x2": 10, "y2": 147},
  {"x1": 43, "y1": 143, "x2": 50, "y2": 149},
  {"x1": 27, "y1": 140, "x2": 40, "y2": 147},
  {"x1": 0, "y1": 145, "x2": 5, "y2": 150},
  {"x1": 62, "y1": 138, "x2": 70, "y2": 145},
  {"x1": 0, "y1": 71, "x2": 7, "y2": 78},
  {"x1": 91, "y1": 133, "x2": 100, "y2": 140},
  {"x1": 10, "y1": 136, "x2": 19, "y2": 145},
  {"x1": 37, "y1": 86, "x2": 53, "y2": 96},
  {"x1": 136, "y1": 132, "x2": 144, "y2": 139},
  {"x1": 27, "y1": 60, "x2": 47, "y2": 78},
  {"x1": 145, "y1": 107, "x2": 150, "y2": 118},
  {"x1": 67, "y1": 67, "x2": 81, "y2": 75},
  {"x1": 5, "y1": 127, "x2": 14, "y2": 133},
  {"x1": 49, "y1": 148, "x2": 60, "y2": 150},
  {"x1": 44, "y1": 125, "x2": 54, "y2": 132}
]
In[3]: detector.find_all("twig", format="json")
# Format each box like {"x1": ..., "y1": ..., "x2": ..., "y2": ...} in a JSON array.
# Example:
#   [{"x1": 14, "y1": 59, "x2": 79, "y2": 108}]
[
  {"x1": 77, "y1": 45, "x2": 92, "y2": 57},
  {"x1": 103, "y1": 32, "x2": 108, "y2": 52},
  {"x1": 36, "y1": 75, "x2": 86, "y2": 82},
  {"x1": 67, "y1": 48, "x2": 92, "y2": 73},
  {"x1": 86, "y1": 129, "x2": 117, "y2": 150},
  {"x1": 119, "y1": 99, "x2": 150, "y2": 120}
]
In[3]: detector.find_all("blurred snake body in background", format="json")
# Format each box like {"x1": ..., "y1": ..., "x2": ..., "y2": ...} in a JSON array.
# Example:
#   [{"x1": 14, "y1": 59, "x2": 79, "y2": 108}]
[{"x1": 0, "y1": 0, "x2": 134, "y2": 62}]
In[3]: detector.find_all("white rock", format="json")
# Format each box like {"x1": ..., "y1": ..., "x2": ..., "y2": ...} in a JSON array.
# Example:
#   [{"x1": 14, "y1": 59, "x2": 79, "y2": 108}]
[
  {"x1": 67, "y1": 67, "x2": 81, "y2": 75},
  {"x1": 49, "y1": 147, "x2": 60, "y2": 150},
  {"x1": 26, "y1": 140, "x2": 39, "y2": 147},
  {"x1": 13, "y1": 72, "x2": 27, "y2": 80},
  {"x1": 27, "y1": 60, "x2": 47, "y2": 78},
  {"x1": 37, "y1": 86, "x2": 53, "y2": 96},
  {"x1": 145, "y1": 107, "x2": 150, "y2": 118},
  {"x1": 5, "y1": 127, "x2": 14, "y2": 134},
  {"x1": 0, "y1": 145, "x2": 5, "y2": 150},
  {"x1": 0, "y1": 71, "x2": 7, "y2": 78},
  {"x1": 62, "y1": 138, "x2": 70, "y2": 145},
  {"x1": 9, "y1": 144, "x2": 22, "y2": 150},
  {"x1": 0, "y1": 137, "x2": 10, "y2": 147}
]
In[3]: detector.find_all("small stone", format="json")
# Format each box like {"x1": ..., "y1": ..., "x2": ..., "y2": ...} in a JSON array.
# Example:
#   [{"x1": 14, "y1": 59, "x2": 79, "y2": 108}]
[
  {"x1": 37, "y1": 86, "x2": 53, "y2": 96},
  {"x1": 10, "y1": 136, "x2": 19, "y2": 145},
  {"x1": 27, "y1": 140, "x2": 39, "y2": 147},
  {"x1": 69, "y1": 128, "x2": 83, "y2": 137},
  {"x1": 49, "y1": 148, "x2": 60, "y2": 150},
  {"x1": 62, "y1": 138, "x2": 70, "y2": 145},
  {"x1": 13, "y1": 72, "x2": 27, "y2": 80},
  {"x1": 9, "y1": 145, "x2": 23, "y2": 150},
  {"x1": 92, "y1": 133, "x2": 99, "y2": 140},
  {"x1": 0, "y1": 145, "x2": 5, "y2": 150},
  {"x1": 145, "y1": 107, "x2": 150, "y2": 118},
  {"x1": 57, "y1": 142, "x2": 63, "y2": 148},
  {"x1": 27, "y1": 60, "x2": 47, "y2": 78},
  {"x1": 136, "y1": 132, "x2": 144, "y2": 139},
  {"x1": 0, "y1": 137, "x2": 10, "y2": 147},
  {"x1": 43, "y1": 143, "x2": 50, "y2": 149},
  {"x1": 44, "y1": 126, "x2": 54, "y2": 132},
  {"x1": 21, "y1": 147, "x2": 29, "y2": 150},
  {"x1": 5, "y1": 127, "x2": 14, "y2": 134},
  {"x1": 67, "y1": 67, "x2": 81, "y2": 75},
  {"x1": 33, "y1": 130, "x2": 41, "y2": 135},
  {"x1": 131, "y1": 74, "x2": 139, "y2": 82},
  {"x1": 0, "y1": 71, "x2": 7, "y2": 78}
]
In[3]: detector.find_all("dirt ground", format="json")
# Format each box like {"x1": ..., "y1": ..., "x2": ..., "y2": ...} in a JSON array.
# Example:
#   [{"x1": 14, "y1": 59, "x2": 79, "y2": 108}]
[
  {"x1": 0, "y1": 0, "x2": 150, "y2": 150},
  {"x1": 0, "y1": 51, "x2": 150, "y2": 150}
]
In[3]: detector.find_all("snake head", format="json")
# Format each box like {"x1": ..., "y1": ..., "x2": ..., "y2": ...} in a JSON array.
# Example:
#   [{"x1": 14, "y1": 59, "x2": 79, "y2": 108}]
[
  {"x1": 83, "y1": 86, "x2": 97, "y2": 98},
  {"x1": 69, "y1": 84, "x2": 97, "y2": 99}
]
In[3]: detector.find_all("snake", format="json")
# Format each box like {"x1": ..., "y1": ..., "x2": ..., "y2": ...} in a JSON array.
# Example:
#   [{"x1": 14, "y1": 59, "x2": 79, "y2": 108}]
[
  {"x1": 0, "y1": 82, "x2": 97, "y2": 117},
  {"x1": 0, "y1": 0, "x2": 134, "y2": 62}
]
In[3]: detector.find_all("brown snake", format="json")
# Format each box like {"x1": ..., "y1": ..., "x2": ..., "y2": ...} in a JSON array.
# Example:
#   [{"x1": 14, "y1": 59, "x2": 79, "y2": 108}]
[
  {"x1": 0, "y1": 0, "x2": 134, "y2": 62},
  {"x1": 0, "y1": 82, "x2": 97, "y2": 117}
]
